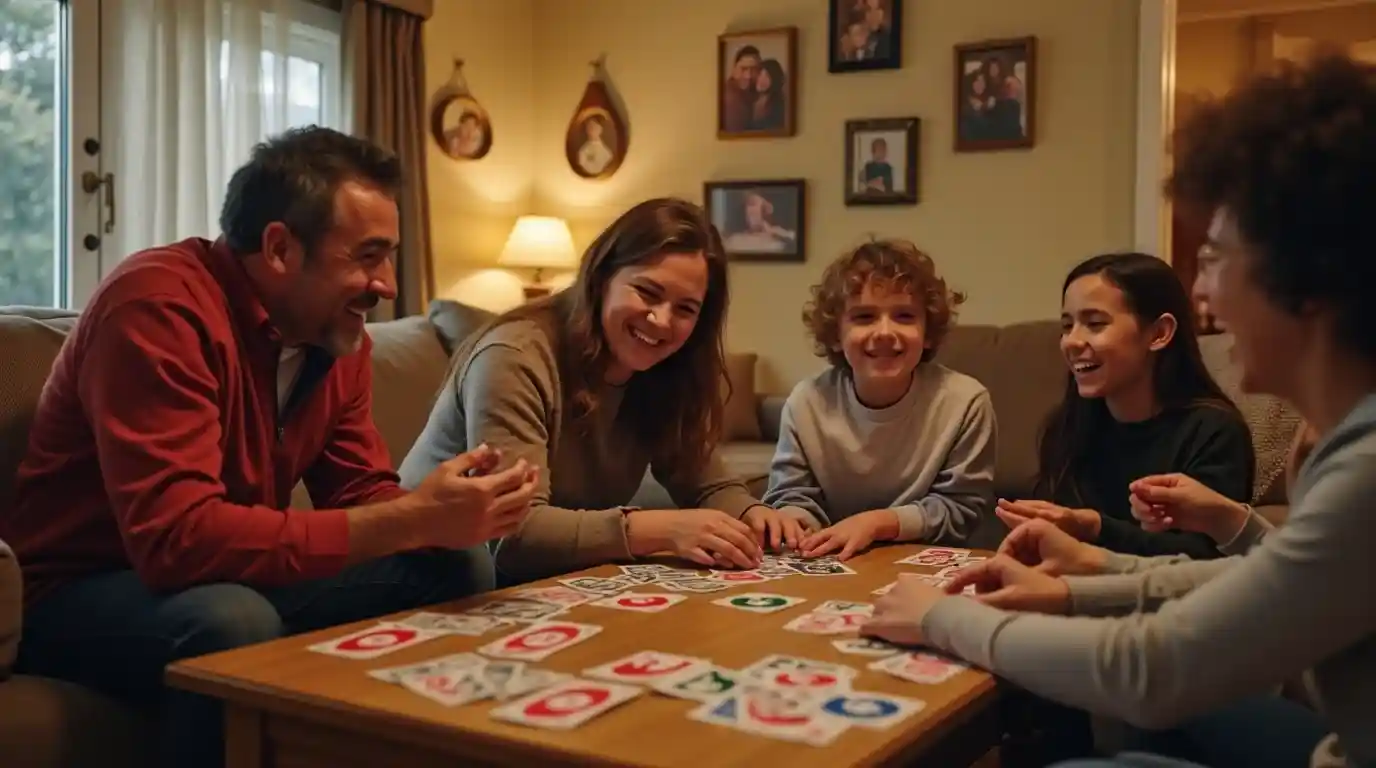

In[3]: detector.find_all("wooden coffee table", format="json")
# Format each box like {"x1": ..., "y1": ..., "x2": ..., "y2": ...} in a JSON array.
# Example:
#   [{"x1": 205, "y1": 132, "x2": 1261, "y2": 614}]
[{"x1": 167, "y1": 544, "x2": 1002, "y2": 768}]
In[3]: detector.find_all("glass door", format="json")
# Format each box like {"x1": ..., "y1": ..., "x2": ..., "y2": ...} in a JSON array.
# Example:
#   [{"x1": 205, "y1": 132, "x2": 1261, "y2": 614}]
[{"x1": 0, "y1": 0, "x2": 101, "y2": 309}]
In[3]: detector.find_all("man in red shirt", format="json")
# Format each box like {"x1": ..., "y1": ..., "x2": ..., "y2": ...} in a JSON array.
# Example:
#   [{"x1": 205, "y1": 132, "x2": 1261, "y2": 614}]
[{"x1": 1, "y1": 127, "x2": 538, "y2": 768}]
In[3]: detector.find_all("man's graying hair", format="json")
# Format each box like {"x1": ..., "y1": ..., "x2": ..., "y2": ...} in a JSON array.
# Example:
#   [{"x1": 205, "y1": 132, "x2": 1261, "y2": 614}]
[{"x1": 219, "y1": 125, "x2": 403, "y2": 257}]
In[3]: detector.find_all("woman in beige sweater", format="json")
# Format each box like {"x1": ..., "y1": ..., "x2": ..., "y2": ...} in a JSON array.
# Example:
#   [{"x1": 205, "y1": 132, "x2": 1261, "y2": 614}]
[{"x1": 399, "y1": 198, "x2": 798, "y2": 583}]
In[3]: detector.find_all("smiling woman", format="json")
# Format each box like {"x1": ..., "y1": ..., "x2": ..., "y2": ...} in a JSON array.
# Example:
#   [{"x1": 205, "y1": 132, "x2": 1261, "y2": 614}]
[{"x1": 398, "y1": 198, "x2": 773, "y2": 584}]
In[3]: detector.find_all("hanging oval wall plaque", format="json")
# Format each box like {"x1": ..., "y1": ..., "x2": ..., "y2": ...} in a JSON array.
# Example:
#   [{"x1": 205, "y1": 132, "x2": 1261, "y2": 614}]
[
  {"x1": 565, "y1": 55, "x2": 628, "y2": 180},
  {"x1": 431, "y1": 58, "x2": 492, "y2": 161}
]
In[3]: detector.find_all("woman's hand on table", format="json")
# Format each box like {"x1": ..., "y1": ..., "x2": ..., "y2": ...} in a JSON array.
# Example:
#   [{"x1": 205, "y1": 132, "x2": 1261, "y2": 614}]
[
  {"x1": 946, "y1": 554, "x2": 1072, "y2": 615},
  {"x1": 859, "y1": 573, "x2": 950, "y2": 646},
  {"x1": 997, "y1": 517, "x2": 1109, "y2": 577},
  {"x1": 625, "y1": 508, "x2": 763, "y2": 569}
]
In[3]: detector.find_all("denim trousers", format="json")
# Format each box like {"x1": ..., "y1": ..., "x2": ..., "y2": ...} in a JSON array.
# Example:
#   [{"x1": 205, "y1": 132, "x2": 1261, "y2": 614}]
[
  {"x1": 15, "y1": 546, "x2": 494, "y2": 768},
  {"x1": 1056, "y1": 694, "x2": 1331, "y2": 768}
]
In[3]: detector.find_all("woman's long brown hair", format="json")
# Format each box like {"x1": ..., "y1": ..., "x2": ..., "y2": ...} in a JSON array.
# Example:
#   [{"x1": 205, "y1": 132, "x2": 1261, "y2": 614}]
[
  {"x1": 444, "y1": 197, "x2": 731, "y2": 475},
  {"x1": 1035, "y1": 252, "x2": 1253, "y2": 503}
]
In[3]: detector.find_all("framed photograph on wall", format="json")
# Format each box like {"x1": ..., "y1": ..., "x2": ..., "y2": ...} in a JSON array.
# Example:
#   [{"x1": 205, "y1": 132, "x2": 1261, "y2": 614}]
[
  {"x1": 704, "y1": 179, "x2": 807, "y2": 262},
  {"x1": 845, "y1": 117, "x2": 919, "y2": 206},
  {"x1": 717, "y1": 27, "x2": 797, "y2": 139},
  {"x1": 953, "y1": 36, "x2": 1037, "y2": 152},
  {"x1": 829, "y1": 0, "x2": 902, "y2": 73}
]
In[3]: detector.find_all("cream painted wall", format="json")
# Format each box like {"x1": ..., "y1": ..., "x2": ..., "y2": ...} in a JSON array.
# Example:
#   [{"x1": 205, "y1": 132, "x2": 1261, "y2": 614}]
[
  {"x1": 423, "y1": 0, "x2": 536, "y2": 296},
  {"x1": 424, "y1": 0, "x2": 1141, "y2": 392}
]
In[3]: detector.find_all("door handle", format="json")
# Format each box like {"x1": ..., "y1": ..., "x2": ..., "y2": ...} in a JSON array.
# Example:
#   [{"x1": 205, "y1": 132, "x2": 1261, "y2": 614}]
[{"x1": 81, "y1": 170, "x2": 115, "y2": 234}]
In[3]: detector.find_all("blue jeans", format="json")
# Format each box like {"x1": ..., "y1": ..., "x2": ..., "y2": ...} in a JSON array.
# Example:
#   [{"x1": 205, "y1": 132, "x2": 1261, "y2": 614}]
[
  {"x1": 1056, "y1": 695, "x2": 1330, "y2": 768},
  {"x1": 15, "y1": 546, "x2": 493, "y2": 768}
]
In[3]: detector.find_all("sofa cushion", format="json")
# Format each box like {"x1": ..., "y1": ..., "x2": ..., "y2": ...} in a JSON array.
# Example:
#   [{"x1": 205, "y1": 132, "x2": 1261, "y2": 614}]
[
  {"x1": 935, "y1": 321, "x2": 1065, "y2": 499},
  {"x1": 427, "y1": 299, "x2": 496, "y2": 356},
  {"x1": 0, "y1": 674, "x2": 150, "y2": 768},
  {"x1": 0, "y1": 540, "x2": 17, "y2": 679},
  {"x1": 365, "y1": 315, "x2": 452, "y2": 467},
  {"x1": 723, "y1": 352, "x2": 762, "y2": 441}
]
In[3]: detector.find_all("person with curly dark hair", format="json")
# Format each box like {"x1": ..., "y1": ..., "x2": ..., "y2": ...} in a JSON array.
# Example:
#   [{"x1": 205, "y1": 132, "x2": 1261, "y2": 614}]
[
  {"x1": 859, "y1": 52, "x2": 1376, "y2": 768},
  {"x1": 759, "y1": 239, "x2": 996, "y2": 558}
]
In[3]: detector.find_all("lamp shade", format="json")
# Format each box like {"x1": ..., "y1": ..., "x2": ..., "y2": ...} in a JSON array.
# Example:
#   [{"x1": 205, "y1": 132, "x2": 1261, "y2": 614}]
[{"x1": 497, "y1": 216, "x2": 578, "y2": 270}]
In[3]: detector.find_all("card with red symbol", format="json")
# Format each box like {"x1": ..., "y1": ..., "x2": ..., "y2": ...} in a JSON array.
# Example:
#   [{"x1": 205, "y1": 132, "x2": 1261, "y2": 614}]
[
  {"x1": 477, "y1": 621, "x2": 603, "y2": 662},
  {"x1": 397, "y1": 667, "x2": 495, "y2": 706},
  {"x1": 582, "y1": 650, "x2": 712, "y2": 685},
  {"x1": 307, "y1": 623, "x2": 444, "y2": 660},
  {"x1": 691, "y1": 687, "x2": 847, "y2": 746},
  {"x1": 489, "y1": 678, "x2": 643, "y2": 730},
  {"x1": 588, "y1": 592, "x2": 686, "y2": 613},
  {"x1": 512, "y1": 585, "x2": 596, "y2": 608},
  {"x1": 896, "y1": 547, "x2": 972, "y2": 568},
  {"x1": 781, "y1": 611, "x2": 866, "y2": 635},
  {"x1": 747, "y1": 663, "x2": 855, "y2": 694},
  {"x1": 707, "y1": 569, "x2": 772, "y2": 584},
  {"x1": 868, "y1": 651, "x2": 968, "y2": 684}
]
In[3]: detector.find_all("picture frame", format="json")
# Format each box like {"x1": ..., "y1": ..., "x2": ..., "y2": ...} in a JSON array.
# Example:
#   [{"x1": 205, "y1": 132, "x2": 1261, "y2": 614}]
[
  {"x1": 953, "y1": 36, "x2": 1037, "y2": 152},
  {"x1": 431, "y1": 92, "x2": 493, "y2": 161},
  {"x1": 717, "y1": 27, "x2": 798, "y2": 139},
  {"x1": 844, "y1": 117, "x2": 919, "y2": 206},
  {"x1": 828, "y1": 0, "x2": 903, "y2": 73},
  {"x1": 703, "y1": 179, "x2": 807, "y2": 263}
]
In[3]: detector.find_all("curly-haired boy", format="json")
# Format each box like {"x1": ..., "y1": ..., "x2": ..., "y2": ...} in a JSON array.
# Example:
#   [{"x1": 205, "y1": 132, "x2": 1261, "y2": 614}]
[{"x1": 760, "y1": 239, "x2": 997, "y2": 558}]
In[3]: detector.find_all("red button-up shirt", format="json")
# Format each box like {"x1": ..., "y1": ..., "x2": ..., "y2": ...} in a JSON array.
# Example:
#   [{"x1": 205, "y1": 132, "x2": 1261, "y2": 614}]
[{"x1": 3, "y1": 237, "x2": 404, "y2": 607}]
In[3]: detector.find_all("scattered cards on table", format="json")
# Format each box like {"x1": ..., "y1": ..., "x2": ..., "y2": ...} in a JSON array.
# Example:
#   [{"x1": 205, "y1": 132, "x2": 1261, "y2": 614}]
[
  {"x1": 308, "y1": 622, "x2": 446, "y2": 659},
  {"x1": 894, "y1": 546, "x2": 985, "y2": 569}
]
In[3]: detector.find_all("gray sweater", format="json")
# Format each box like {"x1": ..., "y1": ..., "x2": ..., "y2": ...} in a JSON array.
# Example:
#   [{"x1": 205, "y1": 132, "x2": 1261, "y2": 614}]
[
  {"x1": 922, "y1": 393, "x2": 1376, "y2": 767},
  {"x1": 761, "y1": 363, "x2": 996, "y2": 543}
]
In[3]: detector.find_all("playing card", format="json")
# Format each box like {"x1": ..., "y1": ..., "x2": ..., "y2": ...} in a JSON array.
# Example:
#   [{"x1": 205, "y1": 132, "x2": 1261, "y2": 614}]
[
  {"x1": 588, "y1": 592, "x2": 686, "y2": 612},
  {"x1": 742, "y1": 654, "x2": 845, "y2": 678},
  {"x1": 618, "y1": 563, "x2": 675, "y2": 577},
  {"x1": 616, "y1": 571, "x2": 662, "y2": 585},
  {"x1": 489, "y1": 678, "x2": 643, "y2": 730},
  {"x1": 367, "y1": 652, "x2": 487, "y2": 684},
  {"x1": 784, "y1": 560, "x2": 857, "y2": 576},
  {"x1": 897, "y1": 547, "x2": 971, "y2": 568},
  {"x1": 711, "y1": 592, "x2": 807, "y2": 614},
  {"x1": 512, "y1": 585, "x2": 595, "y2": 607},
  {"x1": 398, "y1": 666, "x2": 495, "y2": 706},
  {"x1": 307, "y1": 623, "x2": 443, "y2": 660},
  {"x1": 654, "y1": 568, "x2": 707, "y2": 582},
  {"x1": 559, "y1": 576, "x2": 634, "y2": 595},
  {"x1": 868, "y1": 651, "x2": 968, "y2": 684},
  {"x1": 872, "y1": 581, "x2": 895, "y2": 596},
  {"x1": 478, "y1": 661, "x2": 572, "y2": 701},
  {"x1": 818, "y1": 691, "x2": 927, "y2": 730},
  {"x1": 831, "y1": 637, "x2": 903, "y2": 657},
  {"x1": 756, "y1": 564, "x2": 798, "y2": 578},
  {"x1": 659, "y1": 577, "x2": 730, "y2": 593},
  {"x1": 781, "y1": 612, "x2": 864, "y2": 635},
  {"x1": 813, "y1": 600, "x2": 873, "y2": 616},
  {"x1": 729, "y1": 686, "x2": 849, "y2": 746},
  {"x1": 583, "y1": 651, "x2": 712, "y2": 685},
  {"x1": 477, "y1": 621, "x2": 604, "y2": 662},
  {"x1": 706, "y1": 569, "x2": 773, "y2": 584},
  {"x1": 748, "y1": 663, "x2": 855, "y2": 694},
  {"x1": 394, "y1": 611, "x2": 511, "y2": 636},
  {"x1": 652, "y1": 665, "x2": 742, "y2": 702},
  {"x1": 465, "y1": 598, "x2": 567, "y2": 622}
]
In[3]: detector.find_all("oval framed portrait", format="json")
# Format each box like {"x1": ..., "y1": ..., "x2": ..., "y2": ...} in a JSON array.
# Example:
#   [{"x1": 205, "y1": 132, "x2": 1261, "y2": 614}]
[
  {"x1": 565, "y1": 106, "x2": 625, "y2": 180},
  {"x1": 431, "y1": 93, "x2": 492, "y2": 161}
]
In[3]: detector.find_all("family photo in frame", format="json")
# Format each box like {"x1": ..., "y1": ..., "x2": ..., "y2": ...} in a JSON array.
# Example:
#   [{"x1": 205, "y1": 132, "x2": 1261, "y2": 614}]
[
  {"x1": 828, "y1": 0, "x2": 902, "y2": 72},
  {"x1": 704, "y1": 179, "x2": 807, "y2": 262},
  {"x1": 845, "y1": 117, "x2": 919, "y2": 206},
  {"x1": 717, "y1": 27, "x2": 797, "y2": 139},
  {"x1": 954, "y1": 36, "x2": 1037, "y2": 152}
]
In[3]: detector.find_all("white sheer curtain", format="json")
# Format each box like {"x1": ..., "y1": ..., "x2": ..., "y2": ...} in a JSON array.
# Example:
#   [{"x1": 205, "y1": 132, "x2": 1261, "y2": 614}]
[{"x1": 101, "y1": 0, "x2": 343, "y2": 262}]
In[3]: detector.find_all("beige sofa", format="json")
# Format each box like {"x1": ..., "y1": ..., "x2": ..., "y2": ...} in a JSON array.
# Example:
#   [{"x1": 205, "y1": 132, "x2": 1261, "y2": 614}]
[{"x1": 0, "y1": 302, "x2": 1300, "y2": 766}]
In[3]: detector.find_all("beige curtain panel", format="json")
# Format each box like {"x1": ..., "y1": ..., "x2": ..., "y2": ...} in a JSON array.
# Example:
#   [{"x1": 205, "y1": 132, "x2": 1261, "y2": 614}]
[{"x1": 344, "y1": 0, "x2": 434, "y2": 320}]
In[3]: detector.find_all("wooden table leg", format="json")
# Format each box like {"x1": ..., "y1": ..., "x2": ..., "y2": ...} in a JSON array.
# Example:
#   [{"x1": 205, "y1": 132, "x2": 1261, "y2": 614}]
[{"x1": 224, "y1": 703, "x2": 265, "y2": 768}]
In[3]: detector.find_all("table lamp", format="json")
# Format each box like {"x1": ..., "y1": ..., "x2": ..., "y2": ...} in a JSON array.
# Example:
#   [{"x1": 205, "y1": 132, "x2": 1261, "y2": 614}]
[{"x1": 497, "y1": 215, "x2": 578, "y2": 299}]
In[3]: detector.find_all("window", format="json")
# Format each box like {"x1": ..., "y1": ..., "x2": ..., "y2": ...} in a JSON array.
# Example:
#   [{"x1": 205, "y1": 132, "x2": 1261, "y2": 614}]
[
  {"x1": 0, "y1": 0, "x2": 99, "y2": 308},
  {"x1": 0, "y1": 0, "x2": 343, "y2": 310},
  {"x1": 218, "y1": 1, "x2": 343, "y2": 134}
]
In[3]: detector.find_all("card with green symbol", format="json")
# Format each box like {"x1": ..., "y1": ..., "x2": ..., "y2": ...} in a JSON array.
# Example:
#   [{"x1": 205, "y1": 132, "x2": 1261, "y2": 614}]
[{"x1": 710, "y1": 592, "x2": 807, "y2": 614}]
